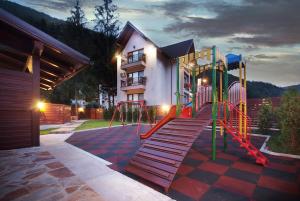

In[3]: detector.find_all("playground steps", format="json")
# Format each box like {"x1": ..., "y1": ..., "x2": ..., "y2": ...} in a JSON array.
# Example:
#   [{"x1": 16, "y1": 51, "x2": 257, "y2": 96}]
[
  {"x1": 125, "y1": 105, "x2": 212, "y2": 192},
  {"x1": 220, "y1": 121, "x2": 268, "y2": 166}
]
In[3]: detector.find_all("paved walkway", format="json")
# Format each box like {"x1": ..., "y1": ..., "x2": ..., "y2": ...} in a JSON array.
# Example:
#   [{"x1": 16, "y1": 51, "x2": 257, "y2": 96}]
[
  {"x1": 0, "y1": 129, "x2": 173, "y2": 201},
  {"x1": 68, "y1": 125, "x2": 300, "y2": 201},
  {"x1": 0, "y1": 148, "x2": 103, "y2": 201},
  {"x1": 40, "y1": 120, "x2": 86, "y2": 134}
]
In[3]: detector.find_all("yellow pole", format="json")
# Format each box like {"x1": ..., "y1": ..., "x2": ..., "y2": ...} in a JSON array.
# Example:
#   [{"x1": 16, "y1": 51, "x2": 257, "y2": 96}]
[
  {"x1": 220, "y1": 71, "x2": 223, "y2": 102},
  {"x1": 239, "y1": 62, "x2": 243, "y2": 137},
  {"x1": 243, "y1": 63, "x2": 247, "y2": 139},
  {"x1": 220, "y1": 70, "x2": 223, "y2": 136}
]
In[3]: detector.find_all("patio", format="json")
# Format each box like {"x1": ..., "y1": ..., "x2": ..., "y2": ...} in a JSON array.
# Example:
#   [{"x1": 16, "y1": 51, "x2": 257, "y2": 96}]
[{"x1": 67, "y1": 125, "x2": 300, "y2": 201}]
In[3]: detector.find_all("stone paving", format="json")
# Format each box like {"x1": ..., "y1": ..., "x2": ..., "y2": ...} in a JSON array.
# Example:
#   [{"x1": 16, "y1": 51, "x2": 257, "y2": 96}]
[
  {"x1": 42, "y1": 120, "x2": 86, "y2": 134},
  {"x1": 0, "y1": 148, "x2": 103, "y2": 201}
]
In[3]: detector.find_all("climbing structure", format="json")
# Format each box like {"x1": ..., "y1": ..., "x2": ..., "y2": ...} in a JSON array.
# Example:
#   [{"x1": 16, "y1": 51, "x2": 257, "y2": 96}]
[{"x1": 125, "y1": 46, "x2": 268, "y2": 192}]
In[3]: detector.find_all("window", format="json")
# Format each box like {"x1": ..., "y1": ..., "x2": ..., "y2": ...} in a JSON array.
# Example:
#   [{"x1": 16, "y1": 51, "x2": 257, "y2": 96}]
[
  {"x1": 128, "y1": 49, "x2": 144, "y2": 63},
  {"x1": 127, "y1": 93, "x2": 144, "y2": 101},
  {"x1": 127, "y1": 71, "x2": 144, "y2": 86}
]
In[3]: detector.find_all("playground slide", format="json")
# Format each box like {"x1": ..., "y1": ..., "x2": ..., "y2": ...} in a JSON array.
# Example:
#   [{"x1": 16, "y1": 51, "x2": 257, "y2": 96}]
[{"x1": 140, "y1": 105, "x2": 177, "y2": 139}]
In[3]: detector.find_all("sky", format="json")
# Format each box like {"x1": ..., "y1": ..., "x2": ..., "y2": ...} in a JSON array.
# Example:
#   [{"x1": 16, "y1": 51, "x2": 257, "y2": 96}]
[{"x1": 12, "y1": 0, "x2": 300, "y2": 87}]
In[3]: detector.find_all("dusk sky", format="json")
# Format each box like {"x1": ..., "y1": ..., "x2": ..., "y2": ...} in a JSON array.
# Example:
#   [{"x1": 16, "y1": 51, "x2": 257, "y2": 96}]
[{"x1": 12, "y1": 0, "x2": 300, "y2": 87}]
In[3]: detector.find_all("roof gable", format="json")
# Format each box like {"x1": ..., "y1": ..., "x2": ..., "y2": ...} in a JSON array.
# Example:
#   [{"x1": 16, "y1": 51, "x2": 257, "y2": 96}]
[{"x1": 160, "y1": 39, "x2": 194, "y2": 58}]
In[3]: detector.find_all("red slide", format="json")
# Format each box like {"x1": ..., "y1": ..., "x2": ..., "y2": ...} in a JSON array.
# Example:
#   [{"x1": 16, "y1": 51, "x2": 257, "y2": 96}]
[{"x1": 140, "y1": 105, "x2": 177, "y2": 139}]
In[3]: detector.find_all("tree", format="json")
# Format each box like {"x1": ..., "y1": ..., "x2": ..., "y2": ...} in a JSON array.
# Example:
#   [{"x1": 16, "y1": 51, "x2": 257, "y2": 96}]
[
  {"x1": 276, "y1": 89, "x2": 300, "y2": 150},
  {"x1": 67, "y1": 0, "x2": 86, "y2": 29},
  {"x1": 94, "y1": 0, "x2": 119, "y2": 37},
  {"x1": 258, "y1": 100, "x2": 273, "y2": 133},
  {"x1": 93, "y1": 0, "x2": 119, "y2": 107}
]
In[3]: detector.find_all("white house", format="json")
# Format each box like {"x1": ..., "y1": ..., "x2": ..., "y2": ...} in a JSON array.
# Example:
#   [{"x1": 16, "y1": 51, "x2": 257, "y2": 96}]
[{"x1": 116, "y1": 22, "x2": 194, "y2": 107}]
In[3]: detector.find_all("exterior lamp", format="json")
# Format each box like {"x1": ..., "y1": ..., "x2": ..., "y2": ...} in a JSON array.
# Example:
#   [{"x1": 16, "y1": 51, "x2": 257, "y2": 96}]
[
  {"x1": 161, "y1": 104, "x2": 170, "y2": 113},
  {"x1": 78, "y1": 107, "x2": 84, "y2": 113},
  {"x1": 202, "y1": 78, "x2": 208, "y2": 84},
  {"x1": 37, "y1": 101, "x2": 45, "y2": 112}
]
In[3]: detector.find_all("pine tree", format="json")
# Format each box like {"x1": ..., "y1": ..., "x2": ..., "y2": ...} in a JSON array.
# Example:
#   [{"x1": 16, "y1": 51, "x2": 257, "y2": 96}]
[
  {"x1": 67, "y1": 0, "x2": 86, "y2": 29},
  {"x1": 94, "y1": 0, "x2": 119, "y2": 37}
]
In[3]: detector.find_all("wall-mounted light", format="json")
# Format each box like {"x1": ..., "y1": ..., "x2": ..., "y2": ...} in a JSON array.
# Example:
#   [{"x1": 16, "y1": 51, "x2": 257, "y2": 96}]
[{"x1": 37, "y1": 101, "x2": 45, "y2": 112}]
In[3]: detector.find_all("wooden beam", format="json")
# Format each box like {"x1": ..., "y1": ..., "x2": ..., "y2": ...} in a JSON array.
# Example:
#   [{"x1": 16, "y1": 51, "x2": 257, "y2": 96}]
[
  {"x1": 40, "y1": 82, "x2": 52, "y2": 89},
  {"x1": 31, "y1": 41, "x2": 43, "y2": 147}
]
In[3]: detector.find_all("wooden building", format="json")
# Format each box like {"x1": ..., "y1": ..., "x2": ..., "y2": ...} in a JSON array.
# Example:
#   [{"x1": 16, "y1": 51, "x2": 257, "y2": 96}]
[{"x1": 0, "y1": 9, "x2": 89, "y2": 149}]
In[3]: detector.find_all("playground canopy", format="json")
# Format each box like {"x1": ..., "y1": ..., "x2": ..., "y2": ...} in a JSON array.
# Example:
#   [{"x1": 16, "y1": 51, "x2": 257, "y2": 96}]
[
  {"x1": 226, "y1": 53, "x2": 245, "y2": 70},
  {"x1": 0, "y1": 9, "x2": 89, "y2": 149}
]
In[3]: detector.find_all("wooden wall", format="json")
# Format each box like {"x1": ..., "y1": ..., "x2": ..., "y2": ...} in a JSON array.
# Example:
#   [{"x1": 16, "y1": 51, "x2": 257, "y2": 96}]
[
  {"x1": 40, "y1": 103, "x2": 71, "y2": 124},
  {"x1": 0, "y1": 68, "x2": 38, "y2": 149},
  {"x1": 85, "y1": 108, "x2": 103, "y2": 119}
]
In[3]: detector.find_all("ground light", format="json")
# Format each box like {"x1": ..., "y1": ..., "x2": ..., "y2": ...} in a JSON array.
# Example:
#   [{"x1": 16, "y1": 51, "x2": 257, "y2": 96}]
[
  {"x1": 78, "y1": 107, "x2": 84, "y2": 112},
  {"x1": 161, "y1": 104, "x2": 170, "y2": 113},
  {"x1": 36, "y1": 101, "x2": 45, "y2": 112}
]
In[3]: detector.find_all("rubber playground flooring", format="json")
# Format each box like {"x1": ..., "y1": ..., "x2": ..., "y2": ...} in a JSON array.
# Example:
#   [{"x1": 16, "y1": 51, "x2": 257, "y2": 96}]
[{"x1": 66, "y1": 125, "x2": 300, "y2": 201}]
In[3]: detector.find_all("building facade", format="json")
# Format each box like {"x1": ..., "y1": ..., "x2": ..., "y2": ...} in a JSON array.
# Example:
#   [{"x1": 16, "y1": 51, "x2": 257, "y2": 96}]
[{"x1": 116, "y1": 22, "x2": 195, "y2": 107}]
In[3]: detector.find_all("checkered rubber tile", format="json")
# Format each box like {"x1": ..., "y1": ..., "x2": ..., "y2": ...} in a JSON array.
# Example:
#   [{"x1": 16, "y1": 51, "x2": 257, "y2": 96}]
[{"x1": 67, "y1": 126, "x2": 300, "y2": 201}]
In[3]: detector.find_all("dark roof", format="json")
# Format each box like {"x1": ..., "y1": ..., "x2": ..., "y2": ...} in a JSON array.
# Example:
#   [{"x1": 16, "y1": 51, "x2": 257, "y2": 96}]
[
  {"x1": 117, "y1": 22, "x2": 195, "y2": 59},
  {"x1": 0, "y1": 9, "x2": 90, "y2": 90},
  {"x1": 117, "y1": 21, "x2": 160, "y2": 51},
  {"x1": 160, "y1": 39, "x2": 194, "y2": 58}
]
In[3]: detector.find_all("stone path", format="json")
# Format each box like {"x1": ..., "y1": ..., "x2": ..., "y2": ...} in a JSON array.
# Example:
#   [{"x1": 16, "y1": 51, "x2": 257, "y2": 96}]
[
  {"x1": 42, "y1": 120, "x2": 86, "y2": 134},
  {"x1": 0, "y1": 149, "x2": 103, "y2": 201},
  {"x1": 0, "y1": 130, "x2": 173, "y2": 201}
]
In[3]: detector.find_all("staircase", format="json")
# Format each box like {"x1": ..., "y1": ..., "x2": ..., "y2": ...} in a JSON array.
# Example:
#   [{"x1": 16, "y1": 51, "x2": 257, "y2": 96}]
[
  {"x1": 125, "y1": 104, "x2": 212, "y2": 192},
  {"x1": 218, "y1": 102, "x2": 268, "y2": 166}
]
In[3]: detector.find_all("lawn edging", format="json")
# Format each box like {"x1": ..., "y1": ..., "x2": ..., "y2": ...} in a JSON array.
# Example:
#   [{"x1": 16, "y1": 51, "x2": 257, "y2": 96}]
[{"x1": 250, "y1": 133, "x2": 300, "y2": 159}]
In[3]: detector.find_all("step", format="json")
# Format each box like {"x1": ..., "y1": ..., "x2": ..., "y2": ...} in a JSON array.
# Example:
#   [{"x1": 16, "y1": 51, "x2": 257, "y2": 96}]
[
  {"x1": 150, "y1": 137, "x2": 191, "y2": 146},
  {"x1": 125, "y1": 165, "x2": 171, "y2": 191},
  {"x1": 153, "y1": 133, "x2": 196, "y2": 143},
  {"x1": 139, "y1": 147, "x2": 185, "y2": 161},
  {"x1": 144, "y1": 140, "x2": 190, "y2": 152},
  {"x1": 132, "y1": 156, "x2": 178, "y2": 173},
  {"x1": 142, "y1": 143, "x2": 185, "y2": 155},
  {"x1": 161, "y1": 126, "x2": 199, "y2": 132},
  {"x1": 129, "y1": 160, "x2": 172, "y2": 179},
  {"x1": 136, "y1": 151, "x2": 179, "y2": 167},
  {"x1": 156, "y1": 131, "x2": 194, "y2": 138}
]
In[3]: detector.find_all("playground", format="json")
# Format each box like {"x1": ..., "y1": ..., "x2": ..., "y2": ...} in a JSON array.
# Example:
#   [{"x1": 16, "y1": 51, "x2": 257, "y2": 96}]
[
  {"x1": 66, "y1": 47, "x2": 299, "y2": 200},
  {"x1": 67, "y1": 125, "x2": 299, "y2": 201}
]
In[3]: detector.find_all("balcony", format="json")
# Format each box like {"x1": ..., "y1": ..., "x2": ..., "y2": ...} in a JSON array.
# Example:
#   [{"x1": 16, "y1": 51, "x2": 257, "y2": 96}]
[
  {"x1": 121, "y1": 53, "x2": 146, "y2": 72},
  {"x1": 121, "y1": 77, "x2": 146, "y2": 91}
]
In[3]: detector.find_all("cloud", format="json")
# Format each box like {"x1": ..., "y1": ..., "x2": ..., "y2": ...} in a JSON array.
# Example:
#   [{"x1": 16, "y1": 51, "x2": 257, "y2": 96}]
[
  {"x1": 164, "y1": 0, "x2": 300, "y2": 46},
  {"x1": 119, "y1": 7, "x2": 154, "y2": 15},
  {"x1": 151, "y1": 1, "x2": 200, "y2": 19},
  {"x1": 23, "y1": 0, "x2": 98, "y2": 11},
  {"x1": 253, "y1": 54, "x2": 278, "y2": 59}
]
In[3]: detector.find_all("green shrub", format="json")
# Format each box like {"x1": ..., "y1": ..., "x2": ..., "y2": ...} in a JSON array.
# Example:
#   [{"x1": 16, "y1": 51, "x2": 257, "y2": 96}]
[
  {"x1": 127, "y1": 107, "x2": 133, "y2": 122},
  {"x1": 276, "y1": 89, "x2": 300, "y2": 151},
  {"x1": 258, "y1": 101, "x2": 273, "y2": 133},
  {"x1": 133, "y1": 108, "x2": 138, "y2": 122}
]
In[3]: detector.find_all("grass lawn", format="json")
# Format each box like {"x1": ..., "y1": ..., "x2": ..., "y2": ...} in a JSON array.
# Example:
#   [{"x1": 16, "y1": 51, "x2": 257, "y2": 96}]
[
  {"x1": 40, "y1": 128, "x2": 56, "y2": 135},
  {"x1": 266, "y1": 133, "x2": 300, "y2": 155},
  {"x1": 75, "y1": 120, "x2": 123, "y2": 131}
]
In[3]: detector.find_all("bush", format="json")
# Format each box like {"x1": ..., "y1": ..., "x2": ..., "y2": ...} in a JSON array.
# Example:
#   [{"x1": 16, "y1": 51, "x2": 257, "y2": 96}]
[
  {"x1": 103, "y1": 107, "x2": 114, "y2": 120},
  {"x1": 258, "y1": 101, "x2": 273, "y2": 133},
  {"x1": 276, "y1": 89, "x2": 300, "y2": 151},
  {"x1": 127, "y1": 107, "x2": 133, "y2": 122},
  {"x1": 133, "y1": 108, "x2": 138, "y2": 122}
]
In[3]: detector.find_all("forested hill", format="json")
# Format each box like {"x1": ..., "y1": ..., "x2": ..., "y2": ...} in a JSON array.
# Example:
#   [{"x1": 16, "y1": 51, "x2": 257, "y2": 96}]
[
  {"x1": 0, "y1": 1, "x2": 62, "y2": 24},
  {"x1": 0, "y1": 1, "x2": 295, "y2": 100}
]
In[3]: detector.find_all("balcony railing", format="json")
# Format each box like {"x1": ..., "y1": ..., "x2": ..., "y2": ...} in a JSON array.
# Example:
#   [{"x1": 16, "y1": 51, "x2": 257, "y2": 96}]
[
  {"x1": 121, "y1": 77, "x2": 147, "y2": 88},
  {"x1": 121, "y1": 53, "x2": 146, "y2": 66}
]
